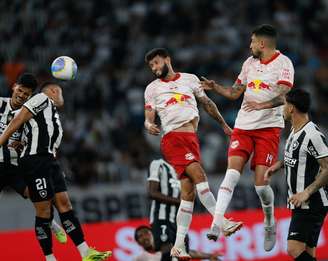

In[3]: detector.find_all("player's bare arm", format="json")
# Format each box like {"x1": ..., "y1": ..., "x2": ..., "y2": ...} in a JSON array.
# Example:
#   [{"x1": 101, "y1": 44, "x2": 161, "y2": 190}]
[
  {"x1": 244, "y1": 84, "x2": 290, "y2": 112},
  {"x1": 0, "y1": 107, "x2": 32, "y2": 146},
  {"x1": 264, "y1": 160, "x2": 284, "y2": 182},
  {"x1": 289, "y1": 156, "x2": 328, "y2": 207},
  {"x1": 148, "y1": 181, "x2": 180, "y2": 205},
  {"x1": 144, "y1": 108, "x2": 160, "y2": 135},
  {"x1": 200, "y1": 76, "x2": 246, "y2": 100},
  {"x1": 197, "y1": 94, "x2": 232, "y2": 135}
]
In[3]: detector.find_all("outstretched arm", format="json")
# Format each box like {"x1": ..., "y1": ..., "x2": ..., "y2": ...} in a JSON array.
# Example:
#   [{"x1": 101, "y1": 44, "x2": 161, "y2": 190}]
[
  {"x1": 0, "y1": 107, "x2": 32, "y2": 146},
  {"x1": 197, "y1": 94, "x2": 232, "y2": 135},
  {"x1": 243, "y1": 84, "x2": 291, "y2": 112},
  {"x1": 200, "y1": 77, "x2": 246, "y2": 100},
  {"x1": 144, "y1": 109, "x2": 160, "y2": 135},
  {"x1": 289, "y1": 157, "x2": 328, "y2": 207}
]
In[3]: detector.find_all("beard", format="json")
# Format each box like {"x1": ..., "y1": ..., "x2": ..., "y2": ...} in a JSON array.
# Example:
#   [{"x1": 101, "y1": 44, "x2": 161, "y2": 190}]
[
  {"x1": 153, "y1": 64, "x2": 169, "y2": 79},
  {"x1": 251, "y1": 49, "x2": 262, "y2": 59}
]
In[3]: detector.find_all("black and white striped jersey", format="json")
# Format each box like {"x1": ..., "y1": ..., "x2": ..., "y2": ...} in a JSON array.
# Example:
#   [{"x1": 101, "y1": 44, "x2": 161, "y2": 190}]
[
  {"x1": 148, "y1": 159, "x2": 180, "y2": 224},
  {"x1": 0, "y1": 97, "x2": 22, "y2": 165},
  {"x1": 285, "y1": 121, "x2": 328, "y2": 209},
  {"x1": 21, "y1": 93, "x2": 63, "y2": 158}
]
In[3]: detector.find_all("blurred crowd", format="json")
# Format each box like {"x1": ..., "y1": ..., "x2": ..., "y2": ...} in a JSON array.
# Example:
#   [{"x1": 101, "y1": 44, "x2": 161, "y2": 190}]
[{"x1": 0, "y1": 0, "x2": 327, "y2": 186}]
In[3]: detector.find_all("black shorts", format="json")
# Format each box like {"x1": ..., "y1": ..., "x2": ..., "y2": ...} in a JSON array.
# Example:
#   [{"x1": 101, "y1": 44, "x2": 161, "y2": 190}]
[
  {"x1": 151, "y1": 220, "x2": 177, "y2": 251},
  {"x1": 20, "y1": 155, "x2": 67, "y2": 202},
  {"x1": 0, "y1": 163, "x2": 27, "y2": 198},
  {"x1": 288, "y1": 208, "x2": 328, "y2": 247}
]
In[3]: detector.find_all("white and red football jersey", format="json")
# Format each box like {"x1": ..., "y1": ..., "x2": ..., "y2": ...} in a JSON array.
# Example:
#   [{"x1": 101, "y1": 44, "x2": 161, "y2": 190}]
[
  {"x1": 234, "y1": 51, "x2": 294, "y2": 130},
  {"x1": 144, "y1": 73, "x2": 205, "y2": 134}
]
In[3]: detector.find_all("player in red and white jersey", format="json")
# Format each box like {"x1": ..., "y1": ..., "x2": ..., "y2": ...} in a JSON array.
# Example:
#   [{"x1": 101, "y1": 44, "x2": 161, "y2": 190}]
[
  {"x1": 144, "y1": 48, "x2": 242, "y2": 260},
  {"x1": 201, "y1": 24, "x2": 294, "y2": 252}
]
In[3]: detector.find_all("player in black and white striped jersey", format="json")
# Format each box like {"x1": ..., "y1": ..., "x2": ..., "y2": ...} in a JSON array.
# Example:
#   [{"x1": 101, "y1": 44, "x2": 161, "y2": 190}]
[
  {"x1": 148, "y1": 159, "x2": 180, "y2": 252},
  {"x1": 0, "y1": 81, "x2": 111, "y2": 261},
  {"x1": 0, "y1": 73, "x2": 36, "y2": 196},
  {"x1": 0, "y1": 73, "x2": 67, "y2": 244},
  {"x1": 147, "y1": 159, "x2": 223, "y2": 260},
  {"x1": 265, "y1": 89, "x2": 328, "y2": 261}
]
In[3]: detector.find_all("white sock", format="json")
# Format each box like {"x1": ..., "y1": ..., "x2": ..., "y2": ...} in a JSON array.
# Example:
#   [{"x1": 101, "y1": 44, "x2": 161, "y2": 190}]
[
  {"x1": 50, "y1": 220, "x2": 62, "y2": 233},
  {"x1": 45, "y1": 254, "x2": 56, "y2": 261},
  {"x1": 213, "y1": 169, "x2": 240, "y2": 228},
  {"x1": 174, "y1": 200, "x2": 194, "y2": 249},
  {"x1": 77, "y1": 242, "x2": 90, "y2": 257},
  {"x1": 196, "y1": 182, "x2": 216, "y2": 216},
  {"x1": 255, "y1": 185, "x2": 275, "y2": 226}
]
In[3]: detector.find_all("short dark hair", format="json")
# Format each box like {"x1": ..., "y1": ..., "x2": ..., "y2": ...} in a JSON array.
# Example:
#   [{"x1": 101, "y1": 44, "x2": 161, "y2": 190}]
[
  {"x1": 16, "y1": 73, "x2": 38, "y2": 91},
  {"x1": 252, "y1": 24, "x2": 277, "y2": 39},
  {"x1": 145, "y1": 48, "x2": 170, "y2": 63},
  {"x1": 39, "y1": 81, "x2": 60, "y2": 91},
  {"x1": 285, "y1": 88, "x2": 311, "y2": 113},
  {"x1": 134, "y1": 225, "x2": 151, "y2": 242}
]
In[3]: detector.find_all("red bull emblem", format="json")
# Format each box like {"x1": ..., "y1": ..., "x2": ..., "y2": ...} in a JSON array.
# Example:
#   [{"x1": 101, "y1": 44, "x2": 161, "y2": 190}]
[
  {"x1": 165, "y1": 93, "x2": 191, "y2": 107},
  {"x1": 247, "y1": 79, "x2": 270, "y2": 92}
]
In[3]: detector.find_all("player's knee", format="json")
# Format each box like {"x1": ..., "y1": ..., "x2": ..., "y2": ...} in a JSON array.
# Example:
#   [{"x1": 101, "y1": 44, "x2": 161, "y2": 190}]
[
  {"x1": 185, "y1": 162, "x2": 207, "y2": 183},
  {"x1": 55, "y1": 195, "x2": 73, "y2": 212},
  {"x1": 56, "y1": 200, "x2": 72, "y2": 212},
  {"x1": 181, "y1": 189, "x2": 196, "y2": 202},
  {"x1": 287, "y1": 243, "x2": 304, "y2": 258},
  {"x1": 35, "y1": 204, "x2": 52, "y2": 218}
]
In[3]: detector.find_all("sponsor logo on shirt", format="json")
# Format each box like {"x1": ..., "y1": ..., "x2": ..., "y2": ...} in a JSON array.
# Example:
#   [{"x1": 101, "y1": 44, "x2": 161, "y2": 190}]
[
  {"x1": 32, "y1": 100, "x2": 48, "y2": 114},
  {"x1": 247, "y1": 79, "x2": 271, "y2": 92},
  {"x1": 284, "y1": 155, "x2": 297, "y2": 167},
  {"x1": 165, "y1": 93, "x2": 191, "y2": 107}
]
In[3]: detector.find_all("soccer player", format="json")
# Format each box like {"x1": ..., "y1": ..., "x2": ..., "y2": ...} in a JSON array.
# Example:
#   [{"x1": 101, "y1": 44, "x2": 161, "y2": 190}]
[
  {"x1": 148, "y1": 159, "x2": 180, "y2": 253},
  {"x1": 0, "y1": 81, "x2": 111, "y2": 261},
  {"x1": 144, "y1": 48, "x2": 242, "y2": 260},
  {"x1": 0, "y1": 73, "x2": 66, "y2": 244},
  {"x1": 264, "y1": 89, "x2": 328, "y2": 261},
  {"x1": 201, "y1": 24, "x2": 295, "y2": 251},
  {"x1": 134, "y1": 225, "x2": 222, "y2": 261}
]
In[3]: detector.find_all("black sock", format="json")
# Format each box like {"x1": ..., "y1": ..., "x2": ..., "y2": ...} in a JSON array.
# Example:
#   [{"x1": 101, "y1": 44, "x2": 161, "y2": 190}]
[
  {"x1": 295, "y1": 251, "x2": 314, "y2": 261},
  {"x1": 35, "y1": 216, "x2": 53, "y2": 256},
  {"x1": 59, "y1": 210, "x2": 85, "y2": 246}
]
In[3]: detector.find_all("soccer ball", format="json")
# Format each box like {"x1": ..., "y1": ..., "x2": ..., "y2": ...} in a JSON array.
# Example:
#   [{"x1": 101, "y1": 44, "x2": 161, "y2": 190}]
[{"x1": 51, "y1": 56, "x2": 78, "y2": 80}]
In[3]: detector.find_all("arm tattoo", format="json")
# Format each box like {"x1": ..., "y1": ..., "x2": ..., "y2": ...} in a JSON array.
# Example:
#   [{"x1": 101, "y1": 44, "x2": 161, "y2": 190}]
[
  {"x1": 198, "y1": 96, "x2": 225, "y2": 125},
  {"x1": 231, "y1": 83, "x2": 246, "y2": 98},
  {"x1": 269, "y1": 95, "x2": 285, "y2": 107},
  {"x1": 264, "y1": 84, "x2": 290, "y2": 108},
  {"x1": 306, "y1": 157, "x2": 328, "y2": 195}
]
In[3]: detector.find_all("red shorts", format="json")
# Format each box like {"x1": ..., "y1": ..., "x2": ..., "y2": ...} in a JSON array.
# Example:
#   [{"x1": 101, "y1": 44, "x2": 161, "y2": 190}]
[
  {"x1": 161, "y1": 132, "x2": 201, "y2": 179},
  {"x1": 228, "y1": 127, "x2": 281, "y2": 170}
]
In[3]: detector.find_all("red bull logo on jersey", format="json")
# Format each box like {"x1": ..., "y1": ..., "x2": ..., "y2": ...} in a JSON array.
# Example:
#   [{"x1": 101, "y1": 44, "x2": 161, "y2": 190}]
[
  {"x1": 247, "y1": 79, "x2": 270, "y2": 92},
  {"x1": 165, "y1": 93, "x2": 191, "y2": 107}
]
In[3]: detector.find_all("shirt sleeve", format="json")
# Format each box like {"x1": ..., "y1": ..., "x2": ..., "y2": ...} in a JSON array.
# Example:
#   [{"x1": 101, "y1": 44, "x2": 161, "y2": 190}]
[
  {"x1": 277, "y1": 58, "x2": 294, "y2": 88},
  {"x1": 147, "y1": 160, "x2": 161, "y2": 182},
  {"x1": 307, "y1": 131, "x2": 328, "y2": 159},
  {"x1": 23, "y1": 93, "x2": 49, "y2": 115},
  {"x1": 144, "y1": 85, "x2": 156, "y2": 110},
  {"x1": 190, "y1": 74, "x2": 205, "y2": 98}
]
